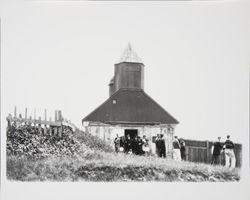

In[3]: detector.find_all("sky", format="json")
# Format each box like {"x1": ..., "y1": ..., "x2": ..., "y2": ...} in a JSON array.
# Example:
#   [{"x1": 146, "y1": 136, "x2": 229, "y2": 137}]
[{"x1": 1, "y1": 1, "x2": 249, "y2": 143}]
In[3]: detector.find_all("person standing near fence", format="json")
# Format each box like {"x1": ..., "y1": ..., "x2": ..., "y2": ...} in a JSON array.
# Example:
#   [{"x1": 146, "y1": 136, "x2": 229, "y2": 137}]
[
  {"x1": 179, "y1": 139, "x2": 186, "y2": 161},
  {"x1": 172, "y1": 136, "x2": 181, "y2": 161},
  {"x1": 211, "y1": 137, "x2": 223, "y2": 165},
  {"x1": 223, "y1": 135, "x2": 236, "y2": 168}
]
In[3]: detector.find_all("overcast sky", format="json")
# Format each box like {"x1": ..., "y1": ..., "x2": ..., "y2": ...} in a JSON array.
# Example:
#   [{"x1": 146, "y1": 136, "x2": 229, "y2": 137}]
[{"x1": 1, "y1": 1, "x2": 249, "y2": 143}]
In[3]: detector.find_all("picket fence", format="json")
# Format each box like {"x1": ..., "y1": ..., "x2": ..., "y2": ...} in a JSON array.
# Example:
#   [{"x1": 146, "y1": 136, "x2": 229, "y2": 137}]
[{"x1": 6, "y1": 106, "x2": 76, "y2": 136}]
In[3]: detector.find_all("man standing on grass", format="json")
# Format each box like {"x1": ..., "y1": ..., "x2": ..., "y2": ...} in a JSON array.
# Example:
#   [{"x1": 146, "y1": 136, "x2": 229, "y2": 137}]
[
  {"x1": 172, "y1": 136, "x2": 181, "y2": 161},
  {"x1": 211, "y1": 137, "x2": 223, "y2": 165},
  {"x1": 155, "y1": 134, "x2": 161, "y2": 157},
  {"x1": 179, "y1": 139, "x2": 186, "y2": 161},
  {"x1": 142, "y1": 135, "x2": 150, "y2": 156},
  {"x1": 223, "y1": 135, "x2": 236, "y2": 168},
  {"x1": 158, "y1": 134, "x2": 166, "y2": 158},
  {"x1": 124, "y1": 135, "x2": 131, "y2": 154},
  {"x1": 114, "y1": 134, "x2": 120, "y2": 153}
]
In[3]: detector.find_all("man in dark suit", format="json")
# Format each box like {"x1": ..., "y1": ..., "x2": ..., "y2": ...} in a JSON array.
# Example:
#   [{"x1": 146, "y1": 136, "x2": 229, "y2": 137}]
[
  {"x1": 158, "y1": 134, "x2": 166, "y2": 158},
  {"x1": 124, "y1": 135, "x2": 131, "y2": 153},
  {"x1": 155, "y1": 134, "x2": 160, "y2": 157},
  {"x1": 211, "y1": 137, "x2": 223, "y2": 165}
]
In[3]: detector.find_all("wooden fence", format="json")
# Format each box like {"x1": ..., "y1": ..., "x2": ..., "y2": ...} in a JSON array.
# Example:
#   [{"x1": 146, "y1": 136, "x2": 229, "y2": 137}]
[
  {"x1": 184, "y1": 139, "x2": 242, "y2": 167},
  {"x1": 6, "y1": 106, "x2": 76, "y2": 136}
]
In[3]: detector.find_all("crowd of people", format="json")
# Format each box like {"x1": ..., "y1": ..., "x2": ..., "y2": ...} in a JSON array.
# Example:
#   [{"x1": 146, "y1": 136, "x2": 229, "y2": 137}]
[
  {"x1": 114, "y1": 134, "x2": 150, "y2": 155},
  {"x1": 172, "y1": 134, "x2": 236, "y2": 168},
  {"x1": 114, "y1": 133, "x2": 236, "y2": 168},
  {"x1": 114, "y1": 133, "x2": 187, "y2": 159}
]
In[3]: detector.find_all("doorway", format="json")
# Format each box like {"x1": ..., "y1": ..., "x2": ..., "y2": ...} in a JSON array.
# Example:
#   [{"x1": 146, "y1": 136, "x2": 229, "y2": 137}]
[{"x1": 124, "y1": 129, "x2": 138, "y2": 139}]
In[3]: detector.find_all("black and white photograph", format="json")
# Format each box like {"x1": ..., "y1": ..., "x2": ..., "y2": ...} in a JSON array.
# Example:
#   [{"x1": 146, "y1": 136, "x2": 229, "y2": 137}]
[{"x1": 1, "y1": 0, "x2": 250, "y2": 200}]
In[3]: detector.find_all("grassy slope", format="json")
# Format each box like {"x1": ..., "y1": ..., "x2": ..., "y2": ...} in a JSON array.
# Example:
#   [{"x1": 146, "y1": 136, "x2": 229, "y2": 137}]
[
  {"x1": 6, "y1": 127, "x2": 240, "y2": 182},
  {"x1": 7, "y1": 151, "x2": 240, "y2": 182}
]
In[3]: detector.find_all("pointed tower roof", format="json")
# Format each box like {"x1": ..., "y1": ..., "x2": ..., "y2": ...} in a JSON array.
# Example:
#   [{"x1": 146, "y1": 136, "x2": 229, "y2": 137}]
[{"x1": 116, "y1": 43, "x2": 143, "y2": 64}]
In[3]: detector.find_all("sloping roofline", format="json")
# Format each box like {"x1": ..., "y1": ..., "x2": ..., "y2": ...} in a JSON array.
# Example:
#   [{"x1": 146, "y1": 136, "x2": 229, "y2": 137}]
[{"x1": 82, "y1": 88, "x2": 179, "y2": 125}]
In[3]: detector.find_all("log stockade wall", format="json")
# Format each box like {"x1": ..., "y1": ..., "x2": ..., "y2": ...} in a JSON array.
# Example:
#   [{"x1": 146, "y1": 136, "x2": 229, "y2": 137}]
[
  {"x1": 184, "y1": 139, "x2": 242, "y2": 167},
  {"x1": 6, "y1": 106, "x2": 76, "y2": 136}
]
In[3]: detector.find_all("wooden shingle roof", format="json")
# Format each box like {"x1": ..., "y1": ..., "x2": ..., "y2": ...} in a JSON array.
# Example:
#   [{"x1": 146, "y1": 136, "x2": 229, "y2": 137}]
[{"x1": 82, "y1": 88, "x2": 179, "y2": 125}]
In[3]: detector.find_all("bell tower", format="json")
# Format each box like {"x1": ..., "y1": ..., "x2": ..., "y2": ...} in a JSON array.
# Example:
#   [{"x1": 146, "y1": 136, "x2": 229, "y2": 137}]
[{"x1": 109, "y1": 43, "x2": 145, "y2": 96}]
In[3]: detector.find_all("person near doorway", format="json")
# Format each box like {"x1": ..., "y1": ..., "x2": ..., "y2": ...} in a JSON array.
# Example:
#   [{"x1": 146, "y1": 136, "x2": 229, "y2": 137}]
[
  {"x1": 179, "y1": 139, "x2": 186, "y2": 161},
  {"x1": 155, "y1": 134, "x2": 161, "y2": 157},
  {"x1": 211, "y1": 137, "x2": 223, "y2": 165},
  {"x1": 223, "y1": 135, "x2": 236, "y2": 168},
  {"x1": 158, "y1": 134, "x2": 166, "y2": 158},
  {"x1": 114, "y1": 134, "x2": 121, "y2": 153},
  {"x1": 124, "y1": 135, "x2": 132, "y2": 153},
  {"x1": 137, "y1": 136, "x2": 144, "y2": 155},
  {"x1": 173, "y1": 136, "x2": 181, "y2": 161},
  {"x1": 142, "y1": 135, "x2": 150, "y2": 156},
  {"x1": 131, "y1": 136, "x2": 138, "y2": 154}
]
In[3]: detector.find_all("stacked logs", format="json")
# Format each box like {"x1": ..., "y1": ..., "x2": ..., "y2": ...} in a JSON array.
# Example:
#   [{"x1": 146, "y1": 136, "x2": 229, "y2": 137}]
[{"x1": 6, "y1": 123, "x2": 89, "y2": 159}]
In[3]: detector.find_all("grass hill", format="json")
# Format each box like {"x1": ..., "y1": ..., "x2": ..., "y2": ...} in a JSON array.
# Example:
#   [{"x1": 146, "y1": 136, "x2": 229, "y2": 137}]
[{"x1": 6, "y1": 124, "x2": 240, "y2": 182}]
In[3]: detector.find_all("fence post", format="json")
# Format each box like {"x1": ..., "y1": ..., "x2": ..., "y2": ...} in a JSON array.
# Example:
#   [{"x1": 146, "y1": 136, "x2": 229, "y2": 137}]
[
  {"x1": 25, "y1": 108, "x2": 28, "y2": 119},
  {"x1": 49, "y1": 126, "x2": 52, "y2": 136},
  {"x1": 185, "y1": 146, "x2": 189, "y2": 161},
  {"x1": 58, "y1": 110, "x2": 62, "y2": 121},
  {"x1": 44, "y1": 124, "x2": 47, "y2": 135},
  {"x1": 54, "y1": 127, "x2": 58, "y2": 136},
  {"x1": 14, "y1": 106, "x2": 17, "y2": 117},
  {"x1": 206, "y1": 140, "x2": 210, "y2": 164},
  {"x1": 55, "y1": 110, "x2": 58, "y2": 122},
  {"x1": 44, "y1": 109, "x2": 47, "y2": 122},
  {"x1": 58, "y1": 126, "x2": 62, "y2": 137},
  {"x1": 38, "y1": 117, "x2": 42, "y2": 134}
]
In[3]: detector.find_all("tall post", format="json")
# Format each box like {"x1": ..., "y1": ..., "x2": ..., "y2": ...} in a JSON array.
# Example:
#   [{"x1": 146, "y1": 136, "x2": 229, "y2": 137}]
[
  {"x1": 54, "y1": 110, "x2": 58, "y2": 122},
  {"x1": 206, "y1": 140, "x2": 210, "y2": 164},
  {"x1": 44, "y1": 109, "x2": 47, "y2": 122},
  {"x1": 25, "y1": 107, "x2": 28, "y2": 119},
  {"x1": 44, "y1": 125, "x2": 47, "y2": 135},
  {"x1": 14, "y1": 106, "x2": 17, "y2": 117},
  {"x1": 58, "y1": 110, "x2": 62, "y2": 121},
  {"x1": 38, "y1": 116, "x2": 42, "y2": 134},
  {"x1": 58, "y1": 126, "x2": 62, "y2": 137},
  {"x1": 54, "y1": 127, "x2": 58, "y2": 136},
  {"x1": 49, "y1": 126, "x2": 52, "y2": 136},
  {"x1": 34, "y1": 108, "x2": 36, "y2": 120}
]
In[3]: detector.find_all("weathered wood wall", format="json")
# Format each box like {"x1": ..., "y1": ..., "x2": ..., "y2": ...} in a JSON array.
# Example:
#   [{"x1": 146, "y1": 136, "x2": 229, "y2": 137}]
[{"x1": 184, "y1": 139, "x2": 242, "y2": 167}]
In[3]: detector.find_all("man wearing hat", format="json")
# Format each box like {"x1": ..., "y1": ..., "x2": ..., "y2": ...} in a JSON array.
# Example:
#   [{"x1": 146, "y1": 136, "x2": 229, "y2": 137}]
[
  {"x1": 223, "y1": 135, "x2": 236, "y2": 168},
  {"x1": 211, "y1": 137, "x2": 223, "y2": 165}
]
